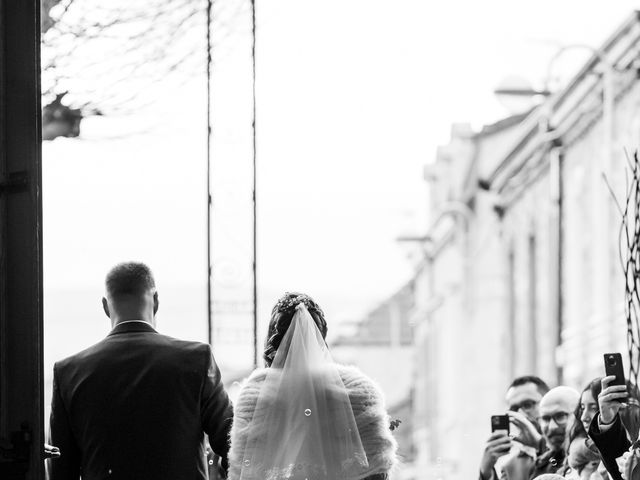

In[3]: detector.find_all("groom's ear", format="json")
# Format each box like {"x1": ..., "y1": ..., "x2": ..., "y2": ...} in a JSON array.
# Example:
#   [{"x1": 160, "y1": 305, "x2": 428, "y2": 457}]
[
  {"x1": 102, "y1": 297, "x2": 110, "y2": 318},
  {"x1": 153, "y1": 291, "x2": 159, "y2": 315}
]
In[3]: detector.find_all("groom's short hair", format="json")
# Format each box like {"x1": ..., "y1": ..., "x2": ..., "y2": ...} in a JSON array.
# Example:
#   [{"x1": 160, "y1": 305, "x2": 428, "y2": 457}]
[{"x1": 106, "y1": 262, "x2": 156, "y2": 298}]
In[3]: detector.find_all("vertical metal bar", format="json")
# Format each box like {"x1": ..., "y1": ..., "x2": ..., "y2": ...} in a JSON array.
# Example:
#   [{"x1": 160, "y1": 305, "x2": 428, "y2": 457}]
[
  {"x1": 251, "y1": 0, "x2": 258, "y2": 368},
  {"x1": 557, "y1": 148, "x2": 564, "y2": 385},
  {"x1": 0, "y1": 0, "x2": 43, "y2": 478},
  {"x1": 528, "y1": 234, "x2": 537, "y2": 373},
  {"x1": 507, "y1": 246, "x2": 516, "y2": 379},
  {"x1": 206, "y1": 0, "x2": 213, "y2": 346},
  {"x1": 550, "y1": 146, "x2": 564, "y2": 384}
]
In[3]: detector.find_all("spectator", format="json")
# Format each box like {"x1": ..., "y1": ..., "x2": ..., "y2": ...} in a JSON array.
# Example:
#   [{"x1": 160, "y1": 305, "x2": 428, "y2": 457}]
[
  {"x1": 479, "y1": 376, "x2": 550, "y2": 480},
  {"x1": 567, "y1": 378, "x2": 613, "y2": 480},
  {"x1": 529, "y1": 386, "x2": 580, "y2": 479},
  {"x1": 588, "y1": 376, "x2": 632, "y2": 480}
]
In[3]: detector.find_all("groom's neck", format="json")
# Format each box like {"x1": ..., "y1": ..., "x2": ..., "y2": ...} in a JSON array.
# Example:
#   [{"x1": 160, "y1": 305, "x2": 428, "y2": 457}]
[
  {"x1": 109, "y1": 300, "x2": 155, "y2": 328},
  {"x1": 104, "y1": 290, "x2": 158, "y2": 329}
]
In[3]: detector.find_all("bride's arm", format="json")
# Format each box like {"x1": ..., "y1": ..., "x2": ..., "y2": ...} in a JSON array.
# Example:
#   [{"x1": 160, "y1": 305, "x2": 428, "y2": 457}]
[
  {"x1": 339, "y1": 366, "x2": 399, "y2": 477},
  {"x1": 227, "y1": 370, "x2": 267, "y2": 480}
]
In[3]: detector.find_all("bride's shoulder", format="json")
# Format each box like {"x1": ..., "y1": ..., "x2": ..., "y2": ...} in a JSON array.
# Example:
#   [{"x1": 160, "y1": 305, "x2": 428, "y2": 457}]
[
  {"x1": 335, "y1": 363, "x2": 377, "y2": 387},
  {"x1": 245, "y1": 367, "x2": 270, "y2": 383},
  {"x1": 236, "y1": 367, "x2": 269, "y2": 393},
  {"x1": 334, "y1": 364, "x2": 386, "y2": 406},
  {"x1": 235, "y1": 367, "x2": 285, "y2": 396},
  {"x1": 232, "y1": 368, "x2": 271, "y2": 414}
]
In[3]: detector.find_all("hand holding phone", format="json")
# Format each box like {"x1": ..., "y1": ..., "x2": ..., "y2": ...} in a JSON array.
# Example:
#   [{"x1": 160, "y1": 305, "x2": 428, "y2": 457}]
[
  {"x1": 480, "y1": 420, "x2": 512, "y2": 479},
  {"x1": 507, "y1": 410, "x2": 543, "y2": 449},
  {"x1": 604, "y1": 353, "x2": 626, "y2": 388},
  {"x1": 599, "y1": 353, "x2": 629, "y2": 425}
]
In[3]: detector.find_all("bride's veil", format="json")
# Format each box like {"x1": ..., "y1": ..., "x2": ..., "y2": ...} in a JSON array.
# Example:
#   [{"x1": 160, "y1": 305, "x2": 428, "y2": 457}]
[{"x1": 238, "y1": 303, "x2": 369, "y2": 480}]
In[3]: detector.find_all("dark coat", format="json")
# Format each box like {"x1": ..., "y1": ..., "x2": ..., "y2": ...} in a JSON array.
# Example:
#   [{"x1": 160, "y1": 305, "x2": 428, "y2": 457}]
[
  {"x1": 478, "y1": 450, "x2": 536, "y2": 480},
  {"x1": 478, "y1": 439, "x2": 547, "y2": 480},
  {"x1": 588, "y1": 414, "x2": 627, "y2": 480},
  {"x1": 48, "y1": 321, "x2": 233, "y2": 480},
  {"x1": 528, "y1": 448, "x2": 568, "y2": 479}
]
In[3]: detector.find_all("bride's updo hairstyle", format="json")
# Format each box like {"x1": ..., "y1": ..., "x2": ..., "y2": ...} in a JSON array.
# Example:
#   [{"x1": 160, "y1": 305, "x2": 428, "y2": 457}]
[{"x1": 263, "y1": 292, "x2": 327, "y2": 367}]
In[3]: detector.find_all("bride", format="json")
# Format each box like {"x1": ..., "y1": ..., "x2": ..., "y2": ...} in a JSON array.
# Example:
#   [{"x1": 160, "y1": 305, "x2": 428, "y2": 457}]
[{"x1": 228, "y1": 292, "x2": 398, "y2": 480}]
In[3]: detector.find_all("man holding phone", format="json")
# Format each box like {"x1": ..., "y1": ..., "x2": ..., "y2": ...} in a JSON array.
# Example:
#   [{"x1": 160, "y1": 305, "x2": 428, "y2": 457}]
[{"x1": 479, "y1": 376, "x2": 550, "y2": 480}]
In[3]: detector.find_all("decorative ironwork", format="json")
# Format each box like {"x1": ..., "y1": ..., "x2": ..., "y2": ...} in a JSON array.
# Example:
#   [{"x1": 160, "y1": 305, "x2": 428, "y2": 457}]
[{"x1": 605, "y1": 150, "x2": 640, "y2": 443}]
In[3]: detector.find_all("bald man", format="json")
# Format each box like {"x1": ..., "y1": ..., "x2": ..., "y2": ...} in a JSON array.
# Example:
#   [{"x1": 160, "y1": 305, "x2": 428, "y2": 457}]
[{"x1": 529, "y1": 386, "x2": 580, "y2": 479}]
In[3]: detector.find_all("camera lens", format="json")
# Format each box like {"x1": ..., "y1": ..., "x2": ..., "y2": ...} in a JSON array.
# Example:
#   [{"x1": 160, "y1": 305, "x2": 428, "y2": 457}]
[{"x1": 608, "y1": 356, "x2": 616, "y2": 366}]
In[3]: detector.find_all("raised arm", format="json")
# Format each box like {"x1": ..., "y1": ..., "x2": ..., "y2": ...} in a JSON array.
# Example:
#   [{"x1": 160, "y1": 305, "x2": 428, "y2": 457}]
[
  {"x1": 227, "y1": 370, "x2": 267, "y2": 480},
  {"x1": 339, "y1": 366, "x2": 398, "y2": 477}
]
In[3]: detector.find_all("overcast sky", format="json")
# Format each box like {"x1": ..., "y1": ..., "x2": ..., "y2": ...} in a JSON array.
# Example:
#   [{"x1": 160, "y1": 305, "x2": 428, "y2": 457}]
[{"x1": 43, "y1": 1, "x2": 640, "y2": 372}]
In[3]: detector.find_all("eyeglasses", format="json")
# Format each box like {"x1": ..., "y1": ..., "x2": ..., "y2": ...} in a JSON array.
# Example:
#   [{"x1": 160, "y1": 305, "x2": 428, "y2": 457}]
[
  {"x1": 509, "y1": 400, "x2": 539, "y2": 412},
  {"x1": 539, "y1": 412, "x2": 570, "y2": 426}
]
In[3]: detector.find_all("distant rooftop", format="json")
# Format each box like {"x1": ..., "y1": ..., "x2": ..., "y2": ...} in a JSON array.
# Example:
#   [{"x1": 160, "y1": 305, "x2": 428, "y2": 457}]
[
  {"x1": 331, "y1": 280, "x2": 415, "y2": 347},
  {"x1": 475, "y1": 108, "x2": 535, "y2": 138}
]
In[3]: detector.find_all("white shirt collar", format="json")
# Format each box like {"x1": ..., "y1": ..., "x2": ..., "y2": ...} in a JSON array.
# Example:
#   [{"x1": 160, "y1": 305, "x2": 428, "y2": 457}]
[{"x1": 117, "y1": 319, "x2": 152, "y2": 326}]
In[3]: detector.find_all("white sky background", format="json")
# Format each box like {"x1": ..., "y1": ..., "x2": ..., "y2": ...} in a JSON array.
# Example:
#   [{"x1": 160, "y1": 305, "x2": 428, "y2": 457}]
[{"x1": 43, "y1": 0, "x2": 640, "y2": 375}]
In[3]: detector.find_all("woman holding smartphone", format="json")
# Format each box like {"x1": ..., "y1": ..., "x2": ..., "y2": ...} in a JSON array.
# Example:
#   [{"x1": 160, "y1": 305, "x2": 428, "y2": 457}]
[
  {"x1": 567, "y1": 378, "x2": 613, "y2": 480},
  {"x1": 587, "y1": 375, "x2": 630, "y2": 480}
]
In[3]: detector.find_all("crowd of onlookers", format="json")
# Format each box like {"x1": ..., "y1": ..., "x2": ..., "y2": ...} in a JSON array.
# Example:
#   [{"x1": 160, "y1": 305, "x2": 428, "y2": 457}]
[{"x1": 479, "y1": 374, "x2": 639, "y2": 480}]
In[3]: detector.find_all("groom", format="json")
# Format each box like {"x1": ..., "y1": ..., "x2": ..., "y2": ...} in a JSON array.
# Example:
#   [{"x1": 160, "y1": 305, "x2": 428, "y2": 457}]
[{"x1": 48, "y1": 262, "x2": 233, "y2": 480}]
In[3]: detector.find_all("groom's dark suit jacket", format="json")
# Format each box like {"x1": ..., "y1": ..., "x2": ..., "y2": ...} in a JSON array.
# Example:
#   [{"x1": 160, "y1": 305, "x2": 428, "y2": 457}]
[{"x1": 48, "y1": 321, "x2": 233, "y2": 480}]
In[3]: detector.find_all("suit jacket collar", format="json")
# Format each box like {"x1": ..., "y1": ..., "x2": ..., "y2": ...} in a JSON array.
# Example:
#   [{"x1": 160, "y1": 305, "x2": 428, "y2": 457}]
[{"x1": 108, "y1": 320, "x2": 157, "y2": 336}]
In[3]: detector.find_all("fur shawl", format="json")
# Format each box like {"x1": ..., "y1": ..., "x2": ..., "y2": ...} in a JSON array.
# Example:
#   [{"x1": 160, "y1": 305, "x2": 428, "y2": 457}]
[{"x1": 228, "y1": 365, "x2": 398, "y2": 479}]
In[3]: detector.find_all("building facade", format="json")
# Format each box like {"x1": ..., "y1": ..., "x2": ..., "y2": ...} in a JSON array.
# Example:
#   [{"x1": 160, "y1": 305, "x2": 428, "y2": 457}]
[
  {"x1": 331, "y1": 281, "x2": 416, "y2": 478},
  {"x1": 408, "y1": 11, "x2": 640, "y2": 480}
]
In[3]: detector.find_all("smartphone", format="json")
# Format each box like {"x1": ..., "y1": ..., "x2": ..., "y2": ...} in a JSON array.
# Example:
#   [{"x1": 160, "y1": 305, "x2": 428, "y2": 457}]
[
  {"x1": 491, "y1": 414, "x2": 510, "y2": 434},
  {"x1": 603, "y1": 353, "x2": 626, "y2": 391}
]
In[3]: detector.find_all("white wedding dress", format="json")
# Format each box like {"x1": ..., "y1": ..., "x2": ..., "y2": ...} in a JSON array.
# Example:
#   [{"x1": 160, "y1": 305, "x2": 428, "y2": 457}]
[{"x1": 227, "y1": 304, "x2": 398, "y2": 480}]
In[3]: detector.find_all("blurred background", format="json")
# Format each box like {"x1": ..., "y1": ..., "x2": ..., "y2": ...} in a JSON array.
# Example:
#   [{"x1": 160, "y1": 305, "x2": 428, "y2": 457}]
[{"x1": 41, "y1": 1, "x2": 640, "y2": 479}]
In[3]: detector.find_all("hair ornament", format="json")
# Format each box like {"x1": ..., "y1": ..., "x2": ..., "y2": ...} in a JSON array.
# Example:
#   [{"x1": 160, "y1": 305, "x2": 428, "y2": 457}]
[{"x1": 274, "y1": 293, "x2": 314, "y2": 314}]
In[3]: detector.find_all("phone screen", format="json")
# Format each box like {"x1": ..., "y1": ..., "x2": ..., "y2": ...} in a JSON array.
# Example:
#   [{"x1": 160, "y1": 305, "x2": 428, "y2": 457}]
[
  {"x1": 604, "y1": 353, "x2": 626, "y2": 386},
  {"x1": 491, "y1": 415, "x2": 510, "y2": 434}
]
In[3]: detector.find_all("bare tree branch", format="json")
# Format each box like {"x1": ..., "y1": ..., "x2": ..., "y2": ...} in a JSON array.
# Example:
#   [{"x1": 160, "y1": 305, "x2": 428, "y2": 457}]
[{"x1": 41, "y1": 0, "x2": 247, "y2": 140}]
